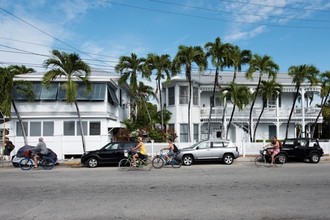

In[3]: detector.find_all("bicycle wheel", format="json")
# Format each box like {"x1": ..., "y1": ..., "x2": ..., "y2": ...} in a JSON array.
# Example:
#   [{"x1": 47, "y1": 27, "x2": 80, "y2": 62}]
[
  {"x1": 274, "y1": 155, "x2": 285, "y2": 168},
  {"x1": 19, "y1": 158, "x2": 33, "y2": 170},
  {"x1": 254, "y1": 156, "x2": 265, "y2": 168},
  {"x1": 40, "y1": 157, "x2": 55, "y2": 170},
  {"x1": 152, "y1": 156, "x2": 164, "y2": 169},
  {"x1": 141, "y1": 158, "x2": 152, "y2": 171},
  {"x1": 171, "y1": 157, "x2": 182, "y2": 168},
  {"x1": 118, "y1": 159, "x2": 131, "y2": 171}
]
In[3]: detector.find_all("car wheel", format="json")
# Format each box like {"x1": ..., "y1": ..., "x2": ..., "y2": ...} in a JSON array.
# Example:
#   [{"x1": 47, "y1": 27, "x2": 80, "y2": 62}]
[
  {"x1": 13, "y1": 162, "x2": 19, "y2": 168},
  {"x1": 223, "y1": 154, "x2": 234, "y2": 165},
  {"x1": 182, "y1": 155, "x2": 193, "y2": 166},
  {"x1": 276, "y1": 153, "x2": 287, "y2": 163},
  {"x1": 309, "y1": 153, "x2": 320, "y2": 163},
  {"x1": 87, "y1": 157, "x2": 98, "y2": 168}
]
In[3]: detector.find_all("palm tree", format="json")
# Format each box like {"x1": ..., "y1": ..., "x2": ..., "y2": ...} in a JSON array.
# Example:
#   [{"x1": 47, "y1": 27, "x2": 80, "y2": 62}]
[
  {"x1": 221, "y1": 82, "x2": 251, "y2": 139},
  {"x1": 311, "y1": 71, "x2": 330, "y2": 137},
  {"x1": 144, "y1": 53, "x2": 174, "y2": 131},
  {"x1": 43, "y1": 49, "x2": 91, "y2": 153},
  {"x1": 173, "y1": 45, "x2": 207, "y2": 142},
  {"x1": 204, "y1": 37, "x2": 232, "y2": 139},
  {"x1": 229, "y1": 45, "x2": 252, "y2": 82},
  {"x1": 286, "y1": 64, "x2": 319, "y2": 139},
  {"x1": 0, "y1": 65, "x2": 35, "y2": 145},
  {"x1": 246, "y1": 54, "x2": 279, "y2": 142},
  {"x1": 253, "y1": 80, "x2": 282, "y2": 142},
  {"x1": 136, "y1": 81, "x2": 157, "y2": 126},
  {"x1": 115, "y1": 53, "x2": 148, "y2": 120}
]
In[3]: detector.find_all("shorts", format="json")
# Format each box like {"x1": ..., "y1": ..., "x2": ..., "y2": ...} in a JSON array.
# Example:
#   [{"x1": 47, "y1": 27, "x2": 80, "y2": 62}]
[
  {"x1": 137, "y1": 153, "x2": 146, "y2": 159},
  {"x1": 268, "y1": 148, "x2": 280, "y2": 156},
  {"x1": 36, "y1": 153, "x2": 47, "y2": 158},
  {"x1": 3, "y1": 148, "x2": 11, "y2": 156},
  {"x1": 167, "y1": 151, "x2": 174, "y2": 157}
]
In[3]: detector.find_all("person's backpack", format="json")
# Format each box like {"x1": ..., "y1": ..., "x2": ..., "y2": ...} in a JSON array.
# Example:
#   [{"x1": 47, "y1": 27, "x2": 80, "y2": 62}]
[
  {"x1": 173, "y1": 144, "x2": 179, "y2": 153},
  {"x1": 24, "y1": 150, "x2": 32, "y2": 158}
]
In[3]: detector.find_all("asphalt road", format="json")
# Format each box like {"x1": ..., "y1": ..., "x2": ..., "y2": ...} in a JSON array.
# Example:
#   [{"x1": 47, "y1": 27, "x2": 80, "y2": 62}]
[{"x1": 0, "y1": 161, "x2": 329, "y2": 220}]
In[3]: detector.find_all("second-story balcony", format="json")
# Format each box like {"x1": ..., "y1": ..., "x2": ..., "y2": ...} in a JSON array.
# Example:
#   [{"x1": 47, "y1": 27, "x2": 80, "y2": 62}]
[{"x1": 200, "y1": 106, "x2": 322, "y2": 123}]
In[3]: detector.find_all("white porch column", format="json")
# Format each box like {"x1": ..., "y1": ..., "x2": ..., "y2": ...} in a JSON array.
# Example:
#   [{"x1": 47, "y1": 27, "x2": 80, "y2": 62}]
[
  {"x1": 276, "y1": 93, "x2": 280, "y2": 138},
  {"x1": 301, "y1": 88, "x2": 306, "y2": 137}
]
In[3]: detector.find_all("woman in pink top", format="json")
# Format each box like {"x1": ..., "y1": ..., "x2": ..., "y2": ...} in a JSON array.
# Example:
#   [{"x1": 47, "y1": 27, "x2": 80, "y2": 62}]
[{"x1": 264, "y1": 136, "x2": 281, "y2": 165}]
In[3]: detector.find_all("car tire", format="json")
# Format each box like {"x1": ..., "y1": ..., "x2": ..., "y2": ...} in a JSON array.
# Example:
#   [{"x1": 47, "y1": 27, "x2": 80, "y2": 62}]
[
  {"x1": 13, "y1": 162, "x2": 19, "y2": 168},
  {"x1": 276, "y1": 153, "x2": 287, "y2": 163},
  {"x1": 87, "y1": 157, "x2": 98, "y2": 168},
  {"x1": 182, "y1": 155, "x2": 193, "y2": 166},
  {"x1": 309, "y1": 153, "x2": 320, "y2": 163},
  {"x1": 223, "y1": 154, "x2": 234, "y2": 165}
]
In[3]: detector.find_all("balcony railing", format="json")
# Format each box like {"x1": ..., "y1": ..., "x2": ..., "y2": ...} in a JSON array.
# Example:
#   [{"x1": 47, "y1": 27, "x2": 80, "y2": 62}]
[{"x1": 200, "y1": 107, "x2": 322, "y2": 120}]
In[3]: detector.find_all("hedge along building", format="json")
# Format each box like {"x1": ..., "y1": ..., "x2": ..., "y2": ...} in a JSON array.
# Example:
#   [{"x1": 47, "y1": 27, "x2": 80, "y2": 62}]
[
  {"x1": 5, "y1": 70, "x2": 132, "y2": 159},
  {"x1": 161, "y1": 72, "x2": 322, "y2": 144}
]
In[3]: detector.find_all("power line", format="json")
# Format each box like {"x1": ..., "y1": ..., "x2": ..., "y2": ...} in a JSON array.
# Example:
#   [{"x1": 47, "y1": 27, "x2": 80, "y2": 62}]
[
  {"x1": 150, "y1": 0, "x2": 330, "y2": 23},
  {"x1": 218, "y1": 0, "x2": 330, "y2": 13},
  {"x1": 0, "y1": 37, "x2": 119, "y2": 60},
  {"x1": 100, "y1": 0, "x2": 330, "y2": 30},
  {"x1": 0, "y1": 6, "x2": 115, "y2": 69}
]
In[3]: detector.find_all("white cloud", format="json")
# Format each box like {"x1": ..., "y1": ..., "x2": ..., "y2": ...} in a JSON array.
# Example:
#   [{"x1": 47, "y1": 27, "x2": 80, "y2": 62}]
[
  {"x1": 224, "y1": 26, "x2": 266, "y2": 42},
  {"x1": 220, "y1": 0, "x2": 329, "y2": 42}
]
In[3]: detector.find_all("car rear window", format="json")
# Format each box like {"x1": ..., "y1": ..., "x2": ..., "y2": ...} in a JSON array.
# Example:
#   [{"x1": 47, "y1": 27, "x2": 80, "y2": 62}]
[{"x1": 212, "y1": 142, "x2": 224, "y2": 148}]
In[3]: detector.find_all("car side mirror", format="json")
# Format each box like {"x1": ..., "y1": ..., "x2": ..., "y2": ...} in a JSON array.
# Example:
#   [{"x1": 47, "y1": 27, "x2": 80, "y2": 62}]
[{"x1": 196, "y1": 146, "x2": 199, "y2": 150}]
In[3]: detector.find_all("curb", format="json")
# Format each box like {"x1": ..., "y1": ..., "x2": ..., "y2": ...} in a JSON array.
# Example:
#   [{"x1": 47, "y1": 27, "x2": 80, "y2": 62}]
[{"x1": 60, "y1": 160, "x2": 82, "y2": 168}]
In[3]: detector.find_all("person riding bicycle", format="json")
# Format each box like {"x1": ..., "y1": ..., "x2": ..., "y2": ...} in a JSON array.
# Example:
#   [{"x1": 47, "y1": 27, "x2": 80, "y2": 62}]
[
  {"x1": 162, "y1": 138, "x2": 175, "y2": 163},
  {"x1": 263, "y1": 136, "x2": 281, "y2": 165},
  {"x1": 131, "y1": 137, "x2": 147, "y2": 167},
  {"x1": 33, "y1": 137, "x2": 48, "y2": 168}
]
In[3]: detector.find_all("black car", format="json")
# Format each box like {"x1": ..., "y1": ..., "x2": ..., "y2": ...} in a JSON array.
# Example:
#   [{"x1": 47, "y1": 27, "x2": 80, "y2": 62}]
[
  {"x1": 81, "y1": 141, "x2": 137, "y2": 168},
  {"x1": 278, "y1": 138, "x2": 324, "y2": 163}
]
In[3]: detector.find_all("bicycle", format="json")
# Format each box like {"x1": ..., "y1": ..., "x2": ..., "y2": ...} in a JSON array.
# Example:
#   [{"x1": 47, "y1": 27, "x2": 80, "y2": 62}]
[
  {"x1": 152, "y1": 150, "x2": 182, "y2": 169},
  {"x1": 118, "y1": 151, "x2": 152, "y2": 171},
  {"x1": 19, "y1": 151, "x2": 55, "y2": 170},
  {"x1": 254, "y1": 148, "x2": 285, "y2": 168}
]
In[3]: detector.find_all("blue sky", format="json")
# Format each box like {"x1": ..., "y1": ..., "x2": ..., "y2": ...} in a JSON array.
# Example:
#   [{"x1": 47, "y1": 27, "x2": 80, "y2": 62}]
[{"x1": 1, "y1": 0, "x2": 330, "y2": 76}]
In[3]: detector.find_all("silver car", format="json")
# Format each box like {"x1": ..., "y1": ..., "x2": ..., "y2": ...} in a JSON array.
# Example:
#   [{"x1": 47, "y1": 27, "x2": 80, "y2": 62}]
[{"x1": 178, "y1": 139, "x2": 240, "y2": 166}]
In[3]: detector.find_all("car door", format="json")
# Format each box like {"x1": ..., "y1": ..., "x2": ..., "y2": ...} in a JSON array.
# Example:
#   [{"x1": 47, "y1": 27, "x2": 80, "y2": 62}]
[
  {"x1": 282, "y1": 139, "x2": 295, "y2": 158},
  {"x1": 210, "y1": 141, "x2": 224, "y2": 159},
  {"x1": 97, "y1": 142, "x2": 122, "y2": 163},
  {"x1": 294, "y1": 139, "x2": 308, "y2": 159},
  {"x1": 194, "y1": 141, "x2": 212, "y2": 159}
]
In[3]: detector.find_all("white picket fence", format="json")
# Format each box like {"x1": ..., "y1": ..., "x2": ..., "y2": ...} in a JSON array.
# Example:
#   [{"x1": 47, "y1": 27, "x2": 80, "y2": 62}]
[{"x1": 145, "y1": 141, "x2": 330, "y2": 157}]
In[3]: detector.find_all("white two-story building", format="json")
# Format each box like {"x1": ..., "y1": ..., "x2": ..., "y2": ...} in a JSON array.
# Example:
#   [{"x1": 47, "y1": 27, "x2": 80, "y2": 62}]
[
  {"x1": 162, "y1": 72, "x2": 322, "y2": 144},
  {"x1": 3, "y1": 70, "x2": 131, "y2": 159},
  {"x1": 1, "y1": 70, "x2": 324, "y2": 158}
]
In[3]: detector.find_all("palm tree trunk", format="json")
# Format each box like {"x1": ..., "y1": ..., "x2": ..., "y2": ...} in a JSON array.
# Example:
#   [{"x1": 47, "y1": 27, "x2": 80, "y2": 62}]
[
  {"x1": 12, "y1": 101, "x2": 28, "y2": 145},
  {"x1": 188, "y1": 79, "x2": 192, "y2": 142},
  {"x1": 142, "y1": 96, "x2": 152, "y2": 123},
  {"x1": 226, "y1": 105, "x2": 236, "y2": 139},
  {"x1": 158, "y1": 80, "x2": 164, "y2": 131},
  {"x1": 249, "y1": 77, "x2": 262, "y2": 142},
  {"x1": 75, "y1": 101, "x2": 86, "y2": 153},
  {"x1": 311, "y1": 93, "x2": 329, "y2": 137},
  {"x1": 207, "y1": 68, "x2": 220, "y2": 140},
  {"x1": 253, "y1": 101, "x2": 266, "y2": 142},
  {"x1": 221, "y1": 101, "x2": 227, "y2": 139},
  {"x1": 285, "y1": 87, "x2": 300, "y2": 139}
]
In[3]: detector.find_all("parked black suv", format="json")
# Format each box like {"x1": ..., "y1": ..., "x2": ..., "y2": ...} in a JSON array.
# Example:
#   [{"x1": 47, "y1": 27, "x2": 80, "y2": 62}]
[
  {"x1": 278, "y1": 138, "x2": 324, "y2": 163},
  {"x1": 81, "y1": 141, "x2": 137, "y2": 168}
]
